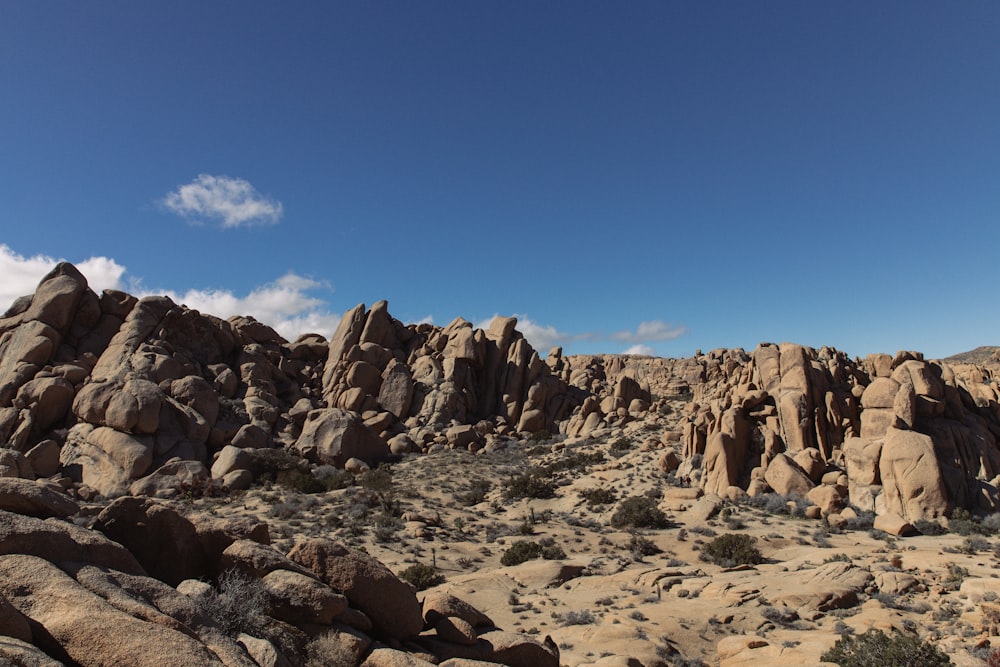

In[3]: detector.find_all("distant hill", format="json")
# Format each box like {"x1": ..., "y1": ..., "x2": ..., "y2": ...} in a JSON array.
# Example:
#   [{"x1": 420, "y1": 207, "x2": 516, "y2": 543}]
[{"x1": 944, "y1": 345, "x2": 1000, "y2": 366}]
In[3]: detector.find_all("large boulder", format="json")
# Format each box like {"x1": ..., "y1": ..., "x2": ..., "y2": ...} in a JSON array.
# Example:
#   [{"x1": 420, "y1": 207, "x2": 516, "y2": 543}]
[
  {"x1": 0, "y1": 554, "x2": 226, "y2": 666},
  {"x1": 0, "y1": 510, "x2": 143, "y2": 574},
  {"x1": 287, "y1": 538, "x2": 423, "y2": 640},
  {"x1": 879, "y1": 427, "x2": 949, "y2": 522},
  {"x1": 294, "y1": 408, "x2": 390, "y2": 468},
  {"x1": 93, "y1": 497, "x2": 206, "y2": 586},
  {"x1": 0, "y1": 478, "x2": 78, "y2": 518},
  {"x1": 763, "y1": 453, "x2": 814, "y2": 498}
]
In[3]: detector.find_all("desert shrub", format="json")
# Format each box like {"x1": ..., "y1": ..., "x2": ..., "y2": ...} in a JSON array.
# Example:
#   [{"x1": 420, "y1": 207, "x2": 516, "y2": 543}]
[
  {"x1": 313, "y1": 465, "x2": 355, "y2": 490},
  {"x1": 701, "y1": 533, "x2": 763, "y2": 567},
  {"x1": 305, "y1": 631, "x2": 362, "y2": 667},
  {"x1": 914, "y1": 519, "x2": 947, "y2": 536},
  {"x1": 628, "y1": 534, "x2": 661, "y2": 557},
  {"x1": 981, "y1": 513, "x2": 1000, "y2": 535},
  {"x1": 609, "y1": 436, "x2": 633, "y2": 457},
  {"x1": 197, "y1": 568, "x2": 268, "y2": 636},
  {"x1": 275, "y1": 468, "x2": 327, "y2": 494},
  {"x1": 611, "y1": 496, "x2": 671, "y2": 529},
  {"x1": 824, "y1": 553, "x2": 851, "y2": 563},
  {"x1": 502, "y1": 471, "x2": 556, "y2": 500},
  {"x1": 820, "y1": 629, "x2": 950, "y2": 667},
  {"x1": 844, "y1": 510, "x2": 876, "y2": 531},
  {"x1": 500, "y1": 540, "x2": 566, "y2": 566},
  {"x1": 399, "y1": 563, "x2": 445, "y2": 591},
  {"x1": 359, "y1": 466, "x2": 394, "y2": 495},
  {"x1": 948, "y1": 507, "x2": 988, "y2": 536},
  {"x1": 559, "y1": 609, "x2": 596, "y2": 625},
  {"x1": 457, "y1": 478, "x2": 492, "y2": 505},
  {"x1": 962, "y1": 535, "x2": 991, "y2": 553},
  {"x1": 579, "y1": 487, "x2": 616, "y2": 506},
  {"x1": 538, "y1": 450, "x2": 605, "y2": 476}
]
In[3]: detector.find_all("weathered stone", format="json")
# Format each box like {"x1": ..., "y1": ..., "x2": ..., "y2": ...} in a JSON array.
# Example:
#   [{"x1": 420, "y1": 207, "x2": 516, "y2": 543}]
[
  {"x1": 763, "y1": 453, "x2": 814, "y2": 498},
  {"x1": 879, "y1": 427, "x2": 948, "y2": 522},
  {"x1": 287, "y1": 538, "x2": 424, "y2": 640},
  {"x1": 0, "y1": 478, "x2": 78, "y2": 518},
  {"x1": 295, "y1": 408, "x2": 390, "y2": 468}
]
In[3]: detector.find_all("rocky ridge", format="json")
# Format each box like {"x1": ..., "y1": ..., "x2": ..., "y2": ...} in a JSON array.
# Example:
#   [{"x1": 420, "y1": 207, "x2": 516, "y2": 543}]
[{"x1": 2, "y1": 263, "x2": 1000, "y2": 665}]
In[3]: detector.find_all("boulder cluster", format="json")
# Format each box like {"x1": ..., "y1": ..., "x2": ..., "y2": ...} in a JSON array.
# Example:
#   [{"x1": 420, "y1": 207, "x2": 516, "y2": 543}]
[
  {"x1": 0, "y1": 263, "x2": 579, "y2": 500},
  {"x1": 656, "y1": 343, "x2": 1000, "y2": 530},
  {"x1": 0, "y1": 498, "x2": 558, "y2": 666}
]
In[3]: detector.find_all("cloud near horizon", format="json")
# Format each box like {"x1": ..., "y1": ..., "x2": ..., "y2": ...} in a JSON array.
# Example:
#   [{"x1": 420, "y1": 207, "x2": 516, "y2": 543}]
[
  {"x1": 611, "y1": 320, "x2": 688, "y2": 344},
  {"x1": 476, "y1": 312, "x2": 687, "y2": 354},
  {"x1": 161, "y1": 174, "x2": 283, "y2": 228},
  {"x1": 0, "y1": 245, "x2": 127, "y2": 310},
  {"x1": 0, "y1": 245, "x2": 340, "y2": 340}
]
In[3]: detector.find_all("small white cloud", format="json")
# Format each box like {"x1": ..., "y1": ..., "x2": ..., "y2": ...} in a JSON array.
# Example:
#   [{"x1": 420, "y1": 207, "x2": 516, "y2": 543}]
[
  {"x1": 161, "y1": 174, "x2": 283, "y2": 228},
  {"x1": 623, "y1": 344, "x2": 656, "y2": 356},
  {"x1": 0, "y1": 244, "x2": 126, "y2": 312},
  {"x1": 611, "y1": 320, "x2": 687, "y2": 343}
]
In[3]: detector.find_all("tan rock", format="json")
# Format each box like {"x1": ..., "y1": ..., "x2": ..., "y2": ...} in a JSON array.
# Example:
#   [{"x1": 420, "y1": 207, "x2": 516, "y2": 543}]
[
  {"x1": 879, "y1": 427, "x2": 948, "y2": 522},
  {"x1": 763, "y1": 453, "x2": 814, "y2": 498},
  {"x1": 0, "y1": 478, "x2": 78, "y2": 518},
  {"x1": 262, "y1": 569, "x2": 349, "y2": 626},
  {"x1": 0, "y1": 554, "x2": 225, "y2": 666},
  {"x1": 295, "y1": 408, "x2": 390, "y2": 468},
  {"x1": 872, "y1": 512, "x2": 916, "y2": 537},
  {"x1": 288, "y1": 538, "x2": 424, "y2": 640}
]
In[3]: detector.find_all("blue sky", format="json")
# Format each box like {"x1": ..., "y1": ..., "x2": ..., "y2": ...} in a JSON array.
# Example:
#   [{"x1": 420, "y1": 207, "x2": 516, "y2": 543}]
[{"x1": 1, "y1": 2, "x2": 998, "y2": 359}]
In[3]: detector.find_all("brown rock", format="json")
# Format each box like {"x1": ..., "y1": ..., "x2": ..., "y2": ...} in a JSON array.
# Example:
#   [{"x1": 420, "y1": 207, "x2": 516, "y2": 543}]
[
  {"x1": 0, "y1": 477, "x2": 78, "y2": 518},
  {"x1": 0, "y1": 554, "x2": 225, "y2": 666},
  {"x1": 435, "y1": 617, "x2": 479, "y2": 645},
  {"x1": 262, "y1": 569, "x2": 349, "y2": 626},
  {"x1": 0, "y1": 510, "x2": 142, "y2": 574},
  {"x1": 423, "y1": 590, "x2": 494, "y2": 629},
  {"x1": 287, "y1": 538, "x2": 424, "y2": 640},
  {"x1": 0, "y1": 636, "x2": 63, "y2": 667},
  {"x1": 94, "y1": 497, "x2": 206, "y2": 586},
  {"x1": 873, "y1": 512, "x2": 916, "y2": 537},
  {"x1": 361, "y1": 647, "x2": 437, "y2": 666},
  {"x1": 763, "y1": 453, "x2": 814, "y2": 498},
  {"x1": 879, "y1": 427, "x2": 948, "y2": 522},
  {"x1": 294, "y1": 408, "x2": 390, "y2": 468}
]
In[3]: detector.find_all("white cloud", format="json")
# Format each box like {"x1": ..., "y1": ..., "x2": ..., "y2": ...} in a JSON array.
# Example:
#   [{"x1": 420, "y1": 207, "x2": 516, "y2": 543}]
[
  {"x1": 0, "y1": 244, "x2": 126, "y2": 313},
  {"x1": 623, "y1": 344, "x2": 656, "y2": 356},
  {"x1": 611, "y1": 320, "x2": 687, "y2": 343},
  {"x1": 0, "y1": 245, "x2": 340, "y2": 340},
  {"x1": 144, "y1": 272, "x2": 340, "y2": 340},
  {"x1": 161, "y1": 174, "x2": 283, "y2": 228},
  {"x1": 475, "y1": 313, "x2": 569, "y2": 351}
]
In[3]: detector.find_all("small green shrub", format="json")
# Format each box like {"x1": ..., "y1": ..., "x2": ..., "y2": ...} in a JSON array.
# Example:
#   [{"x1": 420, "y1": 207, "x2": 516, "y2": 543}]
[
  {"x1": 914, "y1": 519, "x2": 947, "y2": 536},
  {"x1": 500, "y1": 540, "x2": 566, "y2": 566},
  {"x1": 820, "y1": 629, "x2": 950, "y2": 667},
  {"x1": 610, "y1": 496, "x2": 671, "y2": 529},
  {"x1": 538, "y1": 450, "x2": 605, "y2": 476},
  {"x1": 502, "y1": 472, "x2": 556, "y2": 500},
  {"x1": 628, "y1": 534, "x2": 661, "y2": 557},
  {"x1": 457, "y1": 478, "x2": 492, "y2": 505},
  {"x1": 579, "y1": 487, "x2": 616, "y2": 506},
  {"x1": 609, "y1": 436, "x2": 633, "y2": 457},
  {"x1": 701, "y1": 533, "x2": 763, "y2": 567},
  {"x1": 399, "y1": 563, "x2": 445, "y2": 591}
]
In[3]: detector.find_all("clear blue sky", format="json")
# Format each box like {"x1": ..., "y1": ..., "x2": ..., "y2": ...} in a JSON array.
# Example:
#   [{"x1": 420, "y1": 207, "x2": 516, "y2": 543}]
[{"x1": 2, "y1": 2, "x2": 998, "y2": 359}]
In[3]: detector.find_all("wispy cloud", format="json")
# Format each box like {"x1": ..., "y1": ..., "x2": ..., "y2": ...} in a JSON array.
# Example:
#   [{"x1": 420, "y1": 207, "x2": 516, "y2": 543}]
[
  {"x1": 0, "y1": 244, "x2": 126, "y2": 312},
  {"x1": 611, "y1": 320, "x2": 687, "y2": 343},
  {"x1": 161, "y1": 174, "x2": 283, "y2": 228},
  {"x1": 623, "y1": 344, "x2": 656, "y2": 356}
]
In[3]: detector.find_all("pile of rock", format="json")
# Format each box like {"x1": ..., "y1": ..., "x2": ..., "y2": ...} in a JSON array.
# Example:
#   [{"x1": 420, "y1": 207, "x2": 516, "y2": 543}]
[{"x1": 0, "y1": 264, "x2": 579, "y2": 500}]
